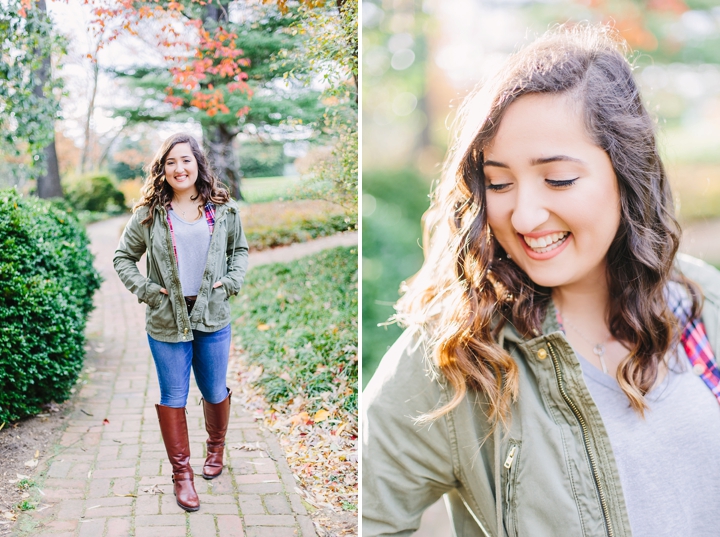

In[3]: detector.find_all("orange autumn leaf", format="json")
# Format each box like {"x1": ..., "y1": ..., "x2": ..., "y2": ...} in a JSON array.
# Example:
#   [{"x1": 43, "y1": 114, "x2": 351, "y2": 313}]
[
  {"x1": 290, "y1": 411, "x2": 312, "y2": 431},
  {"x1": 313, "y1": 409, "x2": 330, "y2": 423}
]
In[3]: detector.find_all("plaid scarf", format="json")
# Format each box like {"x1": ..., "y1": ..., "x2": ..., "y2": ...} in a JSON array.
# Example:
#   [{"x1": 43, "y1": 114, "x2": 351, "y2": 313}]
[{"x1": 166, "y1": 201, "x2": 215, "y2": 265}]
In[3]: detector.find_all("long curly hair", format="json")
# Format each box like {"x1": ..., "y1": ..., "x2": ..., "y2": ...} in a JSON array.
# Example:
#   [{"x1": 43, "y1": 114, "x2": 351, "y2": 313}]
[
  {"x1": 133, "y1": 133, "x2": 230, "y2": 226},
  {"x1": 395, "y1": 23, "x2": 701, "y2": 427}
]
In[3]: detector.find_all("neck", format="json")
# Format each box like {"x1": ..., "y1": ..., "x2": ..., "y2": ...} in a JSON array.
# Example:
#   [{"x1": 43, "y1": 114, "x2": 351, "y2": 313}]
[
  {"x1": 171, "y1": 188, "x2": 198, "y2": 204},
  {"x1": 552, "y1": 269, "x2": 610, "y2": 331}
]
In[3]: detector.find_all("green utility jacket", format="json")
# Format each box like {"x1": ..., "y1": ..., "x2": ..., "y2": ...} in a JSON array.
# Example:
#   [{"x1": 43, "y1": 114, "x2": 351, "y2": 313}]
[
  {"x1": 113, "y1": 201, "x2": 249, "y2": 343},
  {"x1": 362, "y1": 254, "x2": 720, "y2": 537}
]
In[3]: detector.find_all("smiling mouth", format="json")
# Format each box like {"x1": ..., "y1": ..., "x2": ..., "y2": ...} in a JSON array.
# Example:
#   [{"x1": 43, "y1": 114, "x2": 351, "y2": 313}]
[{"x1": 522, "y1": 232, "x2": 570, "y2": 254}]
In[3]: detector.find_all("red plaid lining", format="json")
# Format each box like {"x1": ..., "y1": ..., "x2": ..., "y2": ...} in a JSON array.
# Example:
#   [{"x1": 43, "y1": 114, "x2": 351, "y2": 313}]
[{"x1": 668, "y1": 285, "x2": 720, "y2": 403}]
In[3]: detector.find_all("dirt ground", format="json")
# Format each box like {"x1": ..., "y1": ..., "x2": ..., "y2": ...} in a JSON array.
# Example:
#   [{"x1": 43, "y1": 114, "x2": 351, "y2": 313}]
[{"x1": 0, "y1": 401, "x2": 72, "y2": 536}]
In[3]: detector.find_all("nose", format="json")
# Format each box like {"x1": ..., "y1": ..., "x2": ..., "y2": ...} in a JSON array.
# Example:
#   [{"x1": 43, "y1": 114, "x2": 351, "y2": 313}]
[{"x1": 510, "y1": 183, "x2": 550, "y2": 234}]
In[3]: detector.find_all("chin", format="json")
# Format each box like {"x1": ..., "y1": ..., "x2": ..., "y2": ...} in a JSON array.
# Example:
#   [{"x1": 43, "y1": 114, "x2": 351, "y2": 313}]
[{"x1": 518, "y1": 266, "x2": 570, "y2": 289}]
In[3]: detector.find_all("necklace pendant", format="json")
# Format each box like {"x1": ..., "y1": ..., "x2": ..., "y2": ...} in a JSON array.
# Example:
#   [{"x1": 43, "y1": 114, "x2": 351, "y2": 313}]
[{"x1": 593, "y1": 344, "x2": 605, "y2": 357}]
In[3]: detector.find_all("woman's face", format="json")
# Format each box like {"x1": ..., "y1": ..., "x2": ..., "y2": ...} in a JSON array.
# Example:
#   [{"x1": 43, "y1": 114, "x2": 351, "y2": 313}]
[
  {"x1": 164, "y1": 142, "x2": 199, "y2": 195},
  {"x1": 483, "y1": 93, "x2": 621, "y2": 291}
]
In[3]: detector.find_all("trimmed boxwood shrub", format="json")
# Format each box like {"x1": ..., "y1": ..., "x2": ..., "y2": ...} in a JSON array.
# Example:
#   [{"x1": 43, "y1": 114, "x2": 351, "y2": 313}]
[
  {"x1": 0, "y1": 189, "x2": 102, "y2": 422},
  {"x1": 63, "y1": 173, "x2": 126, "y2": 213}
]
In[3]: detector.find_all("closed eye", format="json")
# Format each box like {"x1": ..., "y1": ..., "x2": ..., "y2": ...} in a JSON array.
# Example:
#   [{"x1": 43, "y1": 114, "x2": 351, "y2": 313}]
[
  {"x1": 546, "y1": 178, "x2": 578, "y2": 188},
  {"x1": 486, "y1": 183, "x2": 511, "y2": 192}
]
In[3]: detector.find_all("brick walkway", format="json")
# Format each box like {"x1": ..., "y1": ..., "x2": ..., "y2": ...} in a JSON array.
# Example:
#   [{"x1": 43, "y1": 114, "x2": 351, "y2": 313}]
[{"x1": 15, "y1": 216, "x2": 317, "y2": 537}]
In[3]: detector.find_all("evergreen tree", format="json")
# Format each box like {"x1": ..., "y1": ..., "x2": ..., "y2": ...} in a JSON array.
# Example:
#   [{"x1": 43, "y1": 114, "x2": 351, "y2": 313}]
[{"x1": 112, "y1": 2, "x2": 322, "y2": 199}]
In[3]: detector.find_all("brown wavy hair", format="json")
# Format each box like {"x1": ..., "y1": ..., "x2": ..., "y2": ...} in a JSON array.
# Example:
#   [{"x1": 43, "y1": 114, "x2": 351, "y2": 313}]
[
  {"x1": 395, "y1": 23, "x2": 701, "y2": 427},
  {"x1": 133, "y1": 133, "x2": 230, "y2": 226}
]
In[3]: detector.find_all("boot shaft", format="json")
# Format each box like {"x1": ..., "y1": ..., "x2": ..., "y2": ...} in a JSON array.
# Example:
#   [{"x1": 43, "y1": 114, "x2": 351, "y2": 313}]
[{"x1": 155, "y1": 404, "x2": 192, "y2": 472}]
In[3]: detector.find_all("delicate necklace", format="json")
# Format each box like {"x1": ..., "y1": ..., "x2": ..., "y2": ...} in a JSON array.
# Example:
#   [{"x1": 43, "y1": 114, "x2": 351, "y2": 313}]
[
  {"x1": 173, "y1": 199, "x2": 198, "y2": 219},
  {"x1": 560, "y1": 314, "x2": 611, "y2": 375}
]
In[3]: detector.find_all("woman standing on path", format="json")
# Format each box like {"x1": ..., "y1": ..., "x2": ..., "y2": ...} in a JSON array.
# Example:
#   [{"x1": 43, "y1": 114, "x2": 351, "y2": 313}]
[
  {"x1": 363, "y1": 24, "x2": 720, "y2": 537},
  {"x1": 113, "y1": 133, "x2": 249, "y2": 512}
]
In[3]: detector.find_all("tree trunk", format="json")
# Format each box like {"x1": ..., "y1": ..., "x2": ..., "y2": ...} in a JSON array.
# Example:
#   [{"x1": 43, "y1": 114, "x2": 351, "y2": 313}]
[
  {"x1": 80, "y1": 47, "x2": 100, "y2": 174},
  {"x1": 203, "y1": 124, "x2": 242, "y2": 200},
  {"x1": 34, "y1": 0, "x2": 62, "y2": 198},
  {"x1": 37, "y1": 138, "x2": 62, "y2": 198}
]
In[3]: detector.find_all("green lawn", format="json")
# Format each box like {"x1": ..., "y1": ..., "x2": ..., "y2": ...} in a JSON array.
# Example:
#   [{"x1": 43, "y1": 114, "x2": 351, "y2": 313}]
[
  {"x1": 241, "y1": 199, "x2": 356, "y2": 250},
  {"x1": 242, "y1": 175, "x2": 307, "y2": 204},
  {"x1": 230, "y1": 247, "x2": 358, "y2": 414}
]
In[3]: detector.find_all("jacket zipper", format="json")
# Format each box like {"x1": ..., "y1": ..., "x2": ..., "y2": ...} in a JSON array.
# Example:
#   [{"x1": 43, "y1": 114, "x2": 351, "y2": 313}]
[
  {"x1": 547, "y1": 342, "x2": 614, "y2": 537},
  {"x1": 503, "y1": 444, "x2": 519, "y2": 537}
]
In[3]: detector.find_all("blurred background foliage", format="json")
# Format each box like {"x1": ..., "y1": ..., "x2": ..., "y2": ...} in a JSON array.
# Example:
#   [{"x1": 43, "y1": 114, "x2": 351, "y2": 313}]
[{"x1": 362, "y1": 0, "x2": 720, "y2": 386}]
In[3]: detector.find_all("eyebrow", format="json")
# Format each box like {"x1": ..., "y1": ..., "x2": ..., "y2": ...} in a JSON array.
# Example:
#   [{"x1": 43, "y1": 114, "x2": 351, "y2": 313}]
[
  {"x1": 482, "y1": 155, "x2": 585, "y2": 167},
  {"x1": 166, "y1": 155, "x2": 193, "y2": 160}
]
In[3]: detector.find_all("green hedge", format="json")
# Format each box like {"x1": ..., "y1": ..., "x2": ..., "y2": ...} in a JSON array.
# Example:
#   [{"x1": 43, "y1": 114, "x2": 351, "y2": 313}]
[
  {"x1": 246, "y1": 214, "x2": 356, "y2": 251},
  {"x1": 0, "y1": 189, "x2": 102, "y2": 422},
  {"x1": 63, "y1": 173, "x2": 126, "y2": 213}
]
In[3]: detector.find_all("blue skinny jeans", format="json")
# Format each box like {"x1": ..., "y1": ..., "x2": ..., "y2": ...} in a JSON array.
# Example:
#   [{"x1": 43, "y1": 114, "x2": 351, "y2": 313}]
[{"x1": 148, "y1": 324, "x2": 231, "y2": 408}]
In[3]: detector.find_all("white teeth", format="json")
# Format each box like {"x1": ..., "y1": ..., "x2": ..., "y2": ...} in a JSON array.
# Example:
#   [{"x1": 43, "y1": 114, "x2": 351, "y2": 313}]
[{"x1": 523, "y1": 232, "x2": 569, "y2": 253}]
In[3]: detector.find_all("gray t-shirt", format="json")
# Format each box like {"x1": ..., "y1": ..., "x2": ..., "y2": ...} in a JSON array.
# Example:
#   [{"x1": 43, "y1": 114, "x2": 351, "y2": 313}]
[
  {"x1": 168, "y1": 209, "x2": 211, "y2": 297},
  {"x1": 578, "y1": 348, "x2": 720, "y2": 537}
]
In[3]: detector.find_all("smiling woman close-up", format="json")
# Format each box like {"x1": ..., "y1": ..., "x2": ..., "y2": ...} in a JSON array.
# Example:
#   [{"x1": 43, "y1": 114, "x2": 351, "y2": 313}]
[{"x1": 362, "y1": 22, "x2": 720, "y2": 537}]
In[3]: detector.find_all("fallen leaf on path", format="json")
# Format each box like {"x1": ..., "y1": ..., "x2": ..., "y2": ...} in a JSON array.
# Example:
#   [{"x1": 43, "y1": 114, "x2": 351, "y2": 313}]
[
  {"x1": 34, "y1": 450, "x2": 39, "y2": 458},
  {"x1": 232, "y1": 442, "x2": 263, "y2": 451},
  {"x1": 103, "y1": 419, "x2": 110, "y2": 425},
  {"x1": 24, "y1": 459, "x2": 38, "y2": 469},
  {"x1": 140, "y1": 485, "x2": 164, "y2": 495},
  {"x1": 2, "y1": 512, "x2": 16, "y2": 521},
  {"x1": 115, "y1": 493, "x2": 136, "y2": 498},
  {"x1": 80, "y1": 409, "x2": 93, "y2": 416}
]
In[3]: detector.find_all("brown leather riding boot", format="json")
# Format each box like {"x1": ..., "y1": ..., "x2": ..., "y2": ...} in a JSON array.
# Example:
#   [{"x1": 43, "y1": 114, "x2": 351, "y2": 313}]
[
  {"x1": 201, "y1": 390, "x2": 232, "y2": 479},
  {"x1": 155, "y1": 404, "x2": 200, "y2": 512}
]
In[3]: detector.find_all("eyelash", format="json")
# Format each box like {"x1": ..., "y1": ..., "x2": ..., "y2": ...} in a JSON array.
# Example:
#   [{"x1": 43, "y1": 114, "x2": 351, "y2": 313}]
[
  {"x1": 485, "y1": 178, "x2": 578, "y2": 191},
  {"x1": 546, "y1": 178, "x2": 578, "y2": 188},
  {"x1": 486, "y1": 183, "x2": 509, "y2": 192}
]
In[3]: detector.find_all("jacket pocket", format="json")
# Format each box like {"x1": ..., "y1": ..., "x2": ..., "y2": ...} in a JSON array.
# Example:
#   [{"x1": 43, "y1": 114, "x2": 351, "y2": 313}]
[
  {"x1": 146, "y1": 287, "x2": 163, "y2": 308},
  {"x1": 146, "y1": 293, "x2": 175, "y2": 333},
  {"x1": 203, "y1": 285, "x2": 230, "y2": 328},
  {"x1": 503, "y1": 441, "x2": 521, "y2": 537}
]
